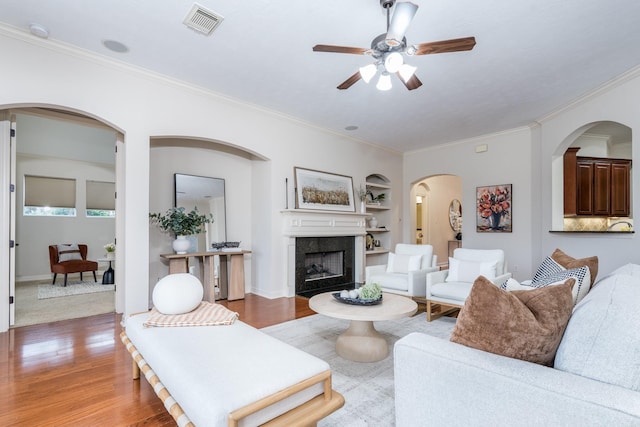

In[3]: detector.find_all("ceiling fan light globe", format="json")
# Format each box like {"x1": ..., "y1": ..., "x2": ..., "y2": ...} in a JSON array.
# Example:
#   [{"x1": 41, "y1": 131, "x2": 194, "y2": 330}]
[
  {"x1": 359, "y1": 64, "x2": 377, "y2": 83},
  {"x1": 384, "y1": 52, "x2": 404, "y2": 73},
  {"x1": 376, "y1": 73, "x2": 392, "y2": 91},
  {"x1": 398, "y1": 63, "x2": 417, "y2": 82}
]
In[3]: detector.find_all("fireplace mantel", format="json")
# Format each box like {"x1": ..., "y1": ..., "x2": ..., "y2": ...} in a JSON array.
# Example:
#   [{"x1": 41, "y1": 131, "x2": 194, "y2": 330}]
[
  {"x1": 281, "y1": 209, "x2": 368, "y2": 296},
  {"x1": 281, "y1": 209, "x2": 369, "y2": 237}
]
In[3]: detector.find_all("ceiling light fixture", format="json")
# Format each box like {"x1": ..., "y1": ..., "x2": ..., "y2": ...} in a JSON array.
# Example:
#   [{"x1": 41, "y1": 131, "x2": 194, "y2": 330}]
[
  {"x1": 376, "y1": 72, "x2": 392, "y2": 91},
  {"x1": 398, "y1": 63, "x2": 417, "y2": 82},
  {"x1": 359, "y1": 63, "x2": 377, "y2": 83},
  {"x1": 384, "y1": 52, "x2": 403, "y2": 73}
]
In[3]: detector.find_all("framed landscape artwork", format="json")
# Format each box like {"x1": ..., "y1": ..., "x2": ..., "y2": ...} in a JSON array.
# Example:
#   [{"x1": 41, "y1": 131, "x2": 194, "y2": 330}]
[
  {"x1": 294, "y1": 167, "x2": 355, "y2": 212},
  {"x1": 476, "y1": 184, "x2": 512, "y2": 232}
]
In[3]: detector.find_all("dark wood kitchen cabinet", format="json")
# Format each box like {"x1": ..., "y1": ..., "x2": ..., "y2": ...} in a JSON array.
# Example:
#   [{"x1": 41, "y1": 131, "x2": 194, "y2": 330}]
[{"x1": 564, "y1": 148, "x2": 631, "y2": 217}]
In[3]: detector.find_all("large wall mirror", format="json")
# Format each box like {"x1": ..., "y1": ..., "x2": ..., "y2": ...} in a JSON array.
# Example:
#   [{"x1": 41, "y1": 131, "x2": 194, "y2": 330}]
[{"x1": 175, "y1": 173, "x2": 227, "y2": 251}]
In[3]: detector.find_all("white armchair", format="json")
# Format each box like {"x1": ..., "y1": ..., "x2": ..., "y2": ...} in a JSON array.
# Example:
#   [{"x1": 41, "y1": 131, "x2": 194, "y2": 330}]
[
  {"x1": 425, "y1": 248, "x2": 511, "y2": 321},
  {"x1": 365, "y1": 244, "x2": 438, "y2": 297}
]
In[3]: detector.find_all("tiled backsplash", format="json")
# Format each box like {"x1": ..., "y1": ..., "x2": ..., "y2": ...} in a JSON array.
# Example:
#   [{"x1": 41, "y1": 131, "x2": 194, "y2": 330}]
[{"x1": 564, "y1": 217, "x2": 633, "y2": 231}]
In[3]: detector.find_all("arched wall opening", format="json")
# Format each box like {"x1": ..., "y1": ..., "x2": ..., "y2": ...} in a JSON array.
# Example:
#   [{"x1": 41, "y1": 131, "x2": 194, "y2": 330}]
[
  {"x1": 551, "y1": 120, "x2": 632, "y2": 231},
  {"x1": 410, "y1": 174, "x2": 461, "y2": 268},
  {"x1": 0, "y1": 103, "x2": 123, "y2": 331},
  {"x1": 149, "y1": 136, "x2": 270, "y2": 307}
]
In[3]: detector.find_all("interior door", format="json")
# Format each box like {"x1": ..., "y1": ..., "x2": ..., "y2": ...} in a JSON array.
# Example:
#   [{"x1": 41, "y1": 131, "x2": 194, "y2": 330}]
[
  {"x1": 0, "y1": 113, "x2": 16, "y2": 330},
  {"x1": 9, "y1": 116, "x2": 16, "y2": 326}
]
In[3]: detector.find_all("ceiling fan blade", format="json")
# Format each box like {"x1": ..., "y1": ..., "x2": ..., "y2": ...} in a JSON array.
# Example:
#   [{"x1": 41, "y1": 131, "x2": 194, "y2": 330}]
[
  {"x1": 337, "y1": 71, "x2": 362, "y2": 90},
  {"x1": 313, "y1": 45, "x2": 370, "y2": 55},
  {"x1": 414, "y1": 37, "x2": 476, "y2": 55},
  {"x1": 397, "y1": 72, "x2": 422, "y2": 90},
  {"x1": 386, "y1": 2, "x2": 419, "y2": 46}
]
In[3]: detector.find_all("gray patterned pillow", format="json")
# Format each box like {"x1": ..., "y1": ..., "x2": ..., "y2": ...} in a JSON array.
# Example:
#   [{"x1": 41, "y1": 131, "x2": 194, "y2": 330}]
[
  {"x1": 532, "y1": 256, "x2": 564, "y2": 283},
  {"x1": 532, "y1": 266, "x2": 590, "y2": 306}
]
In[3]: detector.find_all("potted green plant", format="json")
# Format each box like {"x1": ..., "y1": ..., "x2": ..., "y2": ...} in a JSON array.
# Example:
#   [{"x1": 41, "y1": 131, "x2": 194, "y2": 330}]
[
  {"x1": 104, "y1": 242, "x2": 116, "y2": 259},
  {"x1": 149, "y1": 207, "x2": 213, "y2": 253}
]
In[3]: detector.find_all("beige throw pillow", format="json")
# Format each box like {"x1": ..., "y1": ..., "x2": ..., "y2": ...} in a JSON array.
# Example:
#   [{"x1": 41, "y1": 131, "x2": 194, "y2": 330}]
[
  {"x1": 551, "y1": 248, "x2": 598, "y2": 287},
  {"x1": 450, "y1": 276, "x2": 574, "y2": 366}
]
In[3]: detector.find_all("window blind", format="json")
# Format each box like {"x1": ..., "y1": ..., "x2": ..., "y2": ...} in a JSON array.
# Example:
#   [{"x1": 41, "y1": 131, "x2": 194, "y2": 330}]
[
  {"x1": 24, "y1": 175, "x2": 76, "y2": 208},
  {"x1": 86, "y1": 180, "x2": 115, "y2": 210}
]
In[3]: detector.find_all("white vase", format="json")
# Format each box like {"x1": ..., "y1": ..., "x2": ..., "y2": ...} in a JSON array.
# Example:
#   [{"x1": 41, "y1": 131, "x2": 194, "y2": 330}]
[
  {"x1": 369, "y1": 216, "x2": 378, "y2": 228},
  {"x1": 106, "y1": 251, "x2": 115, "y2": 260},
  {"x1": 360, "y1": 200, "x2": 366, "y2": 213},
  {"x1": 172, "y1": 235, "x2": 191, "y2": 254}
]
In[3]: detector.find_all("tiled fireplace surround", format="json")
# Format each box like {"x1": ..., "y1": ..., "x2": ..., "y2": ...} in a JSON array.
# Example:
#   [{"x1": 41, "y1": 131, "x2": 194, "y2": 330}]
[{"x1": 281, "y1": 210, "x2": 368, "y2": 297}]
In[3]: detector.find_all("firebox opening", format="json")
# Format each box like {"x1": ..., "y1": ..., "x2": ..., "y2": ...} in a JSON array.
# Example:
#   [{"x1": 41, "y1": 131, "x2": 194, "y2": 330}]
[
  {"x1": 305, "y1": 251, "x2": 344, "y2": 282},
  {"x1": 295, "y1": 236, "x2": 355, "y2": 298}
]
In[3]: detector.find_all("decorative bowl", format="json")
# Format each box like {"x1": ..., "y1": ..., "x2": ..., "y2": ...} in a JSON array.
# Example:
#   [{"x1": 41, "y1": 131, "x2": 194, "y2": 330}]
[
  {"x1": 224, "y1": 241, "x2": 241, "y2": 248},
  {"x1": 332, "y1": 292, "x2": 382, "y2": 306}
]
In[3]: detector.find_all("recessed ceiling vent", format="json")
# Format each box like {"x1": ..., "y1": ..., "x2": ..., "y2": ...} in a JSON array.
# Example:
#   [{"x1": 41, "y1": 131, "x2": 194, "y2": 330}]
[{"x1": 183, "y1": 3, "x2": 224, "y2": 35}]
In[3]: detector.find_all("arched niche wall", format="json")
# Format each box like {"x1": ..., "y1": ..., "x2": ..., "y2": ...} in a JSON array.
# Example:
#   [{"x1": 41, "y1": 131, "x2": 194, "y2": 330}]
[
  {"x1": 149, "y1": 136, "x2": 269, "y2": 306},
  {"x1": 551, "y1": 120, "x2": 632, "y2": 231}
]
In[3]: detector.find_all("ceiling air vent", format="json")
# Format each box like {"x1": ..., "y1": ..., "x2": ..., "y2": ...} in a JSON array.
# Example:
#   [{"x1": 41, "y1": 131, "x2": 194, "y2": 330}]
[{"x1": 183, "y1": 3, "x2": 224, "y2": 35}]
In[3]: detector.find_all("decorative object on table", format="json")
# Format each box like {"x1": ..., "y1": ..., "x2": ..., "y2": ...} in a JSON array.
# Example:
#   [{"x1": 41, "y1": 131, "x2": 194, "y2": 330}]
[
  {"x1": 294, "y1": 167, "x2": 355, "y2": 212},
  {"x1": 476, "y1": 184, "x2": 512, "y2": 232},
  {"x1": 368, "y1": 216, "x2": 378, "y2": 228},
  {"x1": 210, "y1": 241, "x2": 226, "y2": 251},
  {"x1": 334, "y1": 283, "x2": 383, "y2": 305},
  {"x1": 221, "y1": 241, "x2": 242, "y2": 252},
  {"x1": 149, "y1": 206, "x2": 214, "y2": 254},
  {"x1": 104, "y1": 242, "x2": 116, "y2": 259}
]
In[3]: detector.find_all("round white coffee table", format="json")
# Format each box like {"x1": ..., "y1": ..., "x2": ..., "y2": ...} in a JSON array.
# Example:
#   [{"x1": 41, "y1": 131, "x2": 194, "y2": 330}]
[{"x1": 309, "y1": 291, "x2": 418, "y2": 362}]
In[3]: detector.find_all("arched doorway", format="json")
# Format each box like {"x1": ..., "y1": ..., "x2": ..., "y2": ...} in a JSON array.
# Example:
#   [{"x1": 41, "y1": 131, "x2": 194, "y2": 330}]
[
  {"x1": 411, "y1": 174, "x2": 462, "y2": 268},
  {"x1": 1, "y1": 106, "x2": 122, "y2": 329}
]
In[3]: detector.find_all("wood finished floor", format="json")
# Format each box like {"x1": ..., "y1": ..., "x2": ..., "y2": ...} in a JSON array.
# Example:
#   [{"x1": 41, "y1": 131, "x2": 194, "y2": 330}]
[{"x1": 0, "y1": 294, "x2": 315, "y2": 426}]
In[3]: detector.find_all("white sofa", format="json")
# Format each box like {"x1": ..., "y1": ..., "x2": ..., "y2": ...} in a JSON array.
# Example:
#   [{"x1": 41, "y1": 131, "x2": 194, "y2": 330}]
[
  {"x1": 394, "y1": 263, "x2": 640, "y2": 426},
  {"x1": 365, "y1": 243, "x2": 438, "y2": 297}
]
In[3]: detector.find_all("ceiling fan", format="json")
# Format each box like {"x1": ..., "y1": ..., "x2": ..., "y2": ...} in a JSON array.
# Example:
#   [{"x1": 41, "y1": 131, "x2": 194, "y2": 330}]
[{"x1": 312, "y1": 0, "x2": 476, "y2": 91}]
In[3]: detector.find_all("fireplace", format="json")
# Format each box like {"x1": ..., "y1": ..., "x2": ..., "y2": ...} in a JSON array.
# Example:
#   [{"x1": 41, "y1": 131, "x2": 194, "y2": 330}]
[
  {"x1": 281, "y1": 209, "x2": 367, "y2": 298},
  {"x1": 295, "y1": 236, "x2": 354, "y2": 297}
]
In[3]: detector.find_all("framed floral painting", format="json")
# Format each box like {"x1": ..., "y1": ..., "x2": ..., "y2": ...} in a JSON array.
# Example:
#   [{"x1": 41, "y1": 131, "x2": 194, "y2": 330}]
[{"x1": 476, "y1": 184, "x2": 512, "y2": 232}]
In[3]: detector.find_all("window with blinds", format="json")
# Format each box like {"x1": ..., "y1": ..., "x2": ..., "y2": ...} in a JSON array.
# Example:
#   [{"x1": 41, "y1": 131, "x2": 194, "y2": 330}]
[
  {"x1": 86, "y1": 180, "x2": 115, "y2": 217},
  {"x1": 23, "y1": 175, "x2": 77, "y2": 216}
]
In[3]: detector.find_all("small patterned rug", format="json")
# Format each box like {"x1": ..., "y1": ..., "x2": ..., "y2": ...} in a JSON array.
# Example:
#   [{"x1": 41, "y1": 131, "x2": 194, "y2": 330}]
[
  {"x1": 261, "y1": 312, "x2": 457, "y2": 427},
  {"x1": 38, "y1": 280, "x2": 115, "y2": 299}
]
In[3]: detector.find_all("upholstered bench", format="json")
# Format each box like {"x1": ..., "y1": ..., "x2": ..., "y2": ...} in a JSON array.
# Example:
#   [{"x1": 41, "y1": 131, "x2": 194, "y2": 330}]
[{"x1": 122, "y1": 311, "x2": 344, "y2": 427}]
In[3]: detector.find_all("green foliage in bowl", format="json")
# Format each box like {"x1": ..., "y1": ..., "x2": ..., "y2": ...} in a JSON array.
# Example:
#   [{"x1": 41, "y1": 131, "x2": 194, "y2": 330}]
[{"x1": 360, "y1": 282, "x2": 382, "y2": 300}]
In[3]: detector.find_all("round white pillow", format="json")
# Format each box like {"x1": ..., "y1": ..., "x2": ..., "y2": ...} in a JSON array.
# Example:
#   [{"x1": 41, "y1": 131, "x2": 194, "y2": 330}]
[{"x1": 152, "y1": 273, "x2": 203, "y2": 315}]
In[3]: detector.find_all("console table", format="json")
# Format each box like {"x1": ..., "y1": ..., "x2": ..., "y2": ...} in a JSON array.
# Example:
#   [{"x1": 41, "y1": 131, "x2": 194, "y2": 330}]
[{"x1": 160, "y1": 250, "x2": 251, "y2": 301}]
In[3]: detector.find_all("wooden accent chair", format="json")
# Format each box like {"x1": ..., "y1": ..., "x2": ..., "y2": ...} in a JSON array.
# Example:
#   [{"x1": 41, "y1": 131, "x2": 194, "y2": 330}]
[{"x1": 48, "y1": 244, "x2": 98, "y2": 286}]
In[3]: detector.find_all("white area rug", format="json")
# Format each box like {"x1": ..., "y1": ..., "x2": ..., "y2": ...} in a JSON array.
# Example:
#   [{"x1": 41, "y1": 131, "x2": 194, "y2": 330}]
[
  {"x1": 261, "y1": 313, "x2": 457, "y2": 427},
  {"x1": 37, "y1": 280, "x2": 115, "y2": 299}
]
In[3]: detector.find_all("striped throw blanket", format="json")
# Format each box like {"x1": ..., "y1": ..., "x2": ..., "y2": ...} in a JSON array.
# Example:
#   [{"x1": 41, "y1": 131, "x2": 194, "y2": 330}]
[{"x1": 143, "y1": 302, "x2": 239, "y2": 327}]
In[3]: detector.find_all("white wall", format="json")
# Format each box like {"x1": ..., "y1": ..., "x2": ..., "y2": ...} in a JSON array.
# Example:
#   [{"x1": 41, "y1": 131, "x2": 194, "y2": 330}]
[
  {"x1": 404, "y1": 127, "x2": 535, "y2": 280},
  {"x1": 15, "y1": 113, "x2": 115, "y2": 281},
  {"x1": 0, "y1": 27, "x2": 402, "y2": 325},
  {"x1": 539, "y1": 70, "x2": 640, "y2": 277},
  {"x1": 16, "y1": 154, "x2": 116, "y2": 280}
]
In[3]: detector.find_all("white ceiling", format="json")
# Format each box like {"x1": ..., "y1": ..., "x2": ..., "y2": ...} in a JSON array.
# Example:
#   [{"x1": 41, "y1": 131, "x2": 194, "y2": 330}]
[{"x1": 2, "y1": 0, "x2": 640, "y2": 152}]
